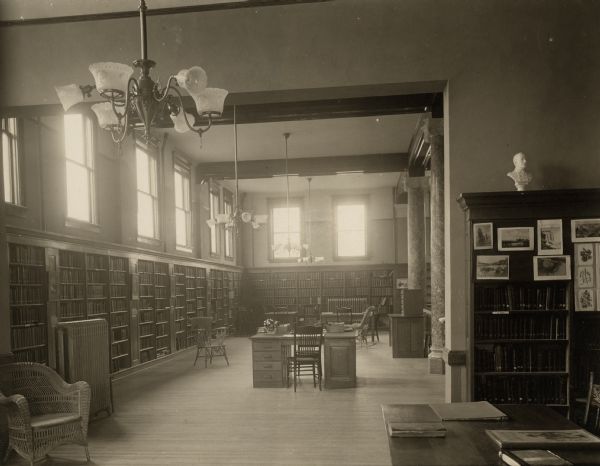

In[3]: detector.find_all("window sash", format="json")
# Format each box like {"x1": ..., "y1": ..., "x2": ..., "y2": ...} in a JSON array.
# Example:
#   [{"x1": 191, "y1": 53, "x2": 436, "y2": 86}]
[
  {"x1": 2, "y1": 118, "x2": 21, "y2": 205},
  {"x1": 209, "y1": 190, "x2": 219, "y2": 254},
  {"x1": 224, "y1": 198, "x2": 233, "y2": 257},
  {"x1": 335, "y1": 202, "x2": 366, "y2": 257},
  {"x1": 136, "y1": 146, "x2": 159, "y2": 239},
  {"x1": 174, "y1": 162, "x2": 191, "y2": 248},
  {"x1": 270, "y1": 203, "x2": 302, "y2": 260},
  {"x1": 64, "y1": 115, "x2": 95, "y2": 223}
]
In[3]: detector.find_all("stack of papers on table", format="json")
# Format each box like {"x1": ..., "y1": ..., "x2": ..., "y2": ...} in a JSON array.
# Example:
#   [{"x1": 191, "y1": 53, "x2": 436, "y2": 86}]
[
  {"x1": 381, "y1": 404, "x2": 446, "y2": 438},
  {"x1": 429, "y1": 401, "x2": 508, "y2": 421}
]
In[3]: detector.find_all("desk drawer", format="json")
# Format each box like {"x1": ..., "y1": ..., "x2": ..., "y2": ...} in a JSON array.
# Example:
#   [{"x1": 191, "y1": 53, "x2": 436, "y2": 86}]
[
  {"x1": 253, "y1": 350, "x2": 281, "y2": 362},
  {"x1": 253, "y1": 341, "x2": 280, "y2": 352},
  {"x1": 253, "y1": 370, "x2": 284, "y2": 388},
  {"x1": 254, "y1": 361, "x2": 281, "y2": 371}
]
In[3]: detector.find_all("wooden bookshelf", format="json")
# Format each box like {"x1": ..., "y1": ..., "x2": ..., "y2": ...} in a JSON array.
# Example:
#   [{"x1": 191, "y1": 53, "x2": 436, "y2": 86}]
[
  {"x1": 196, "y1": 266, "x2": 207, "y2": 317},
  {"x1": 9, "y1": 244, "x2": 48, "y2": 363},
  {"x1": 138, "y1": 259, "x2": 156, "y2": 363},
  {"x1": 85, "y1": 253, "x2": 109, "y2": 320},
  {"x1": 154, "y1": 261, "x2": 171, "y2": 358},
  {"x1": 109, "y1": 256, "x2": 131, "y2": 373},
  {"x1": 173, "y1": 265, "x2": 187, "y2": 350},
  {"x1": 58, "y1": 250, "x2": 86, "y2": 321},
  {"x1": 210, "y1": 269, "x2": 225, "y2": 325}
]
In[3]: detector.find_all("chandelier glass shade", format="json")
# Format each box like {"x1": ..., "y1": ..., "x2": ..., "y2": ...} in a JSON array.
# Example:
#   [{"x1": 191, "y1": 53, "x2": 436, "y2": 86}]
[{"x1": 55, "y1": 0, "x2": 228, "y2": 144}]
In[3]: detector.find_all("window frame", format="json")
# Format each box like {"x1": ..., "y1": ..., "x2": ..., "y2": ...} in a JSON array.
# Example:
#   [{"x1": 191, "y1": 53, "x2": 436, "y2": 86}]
[
  {"x1": 223, "y1": 189, "x2": 234, "y2": 259},
  {"x1": 63, "y1": 113, "x2": 97, "y2": 225},
  {"x1": 1, "y1": 117, "x2": 23, "y2": 207},
  {"x1": 209, "y1": 185, "x2": 220, "y2": 256},
  {"x1": 333, "y1": 195, "x2": 368, "y2": 260},
  {"x1": 136, "y1": 143, "x2": 160, "y2": 241},
  {"x1": 173, "y1": 156, "x2": 192, "y2": 251},
  {"x1": 268, "y1": 197, "x2": 303, "y2": 263}
]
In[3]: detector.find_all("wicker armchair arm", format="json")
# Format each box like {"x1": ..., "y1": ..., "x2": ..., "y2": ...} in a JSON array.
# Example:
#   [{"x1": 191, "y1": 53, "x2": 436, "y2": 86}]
[{"x1": 0, "y1": 393, "x2": 32, "y2": 426}]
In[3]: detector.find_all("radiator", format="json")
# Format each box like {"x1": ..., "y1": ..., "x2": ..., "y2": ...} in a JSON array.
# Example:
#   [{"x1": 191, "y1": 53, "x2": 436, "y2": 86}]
[
  {"x1": 327, "y1": 297, "x2": 368, "y2": 314},
  {"x1": 56, "y1": 319, "x2": 112, "y2": 417}
]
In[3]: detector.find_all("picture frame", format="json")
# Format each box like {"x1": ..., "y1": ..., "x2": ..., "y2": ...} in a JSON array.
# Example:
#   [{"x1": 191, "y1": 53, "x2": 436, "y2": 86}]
[
  {"x1": 476, "y1": 255, "x2": 509, "y2": 280},
  {"x1": 497, "y1": 227, "x2": 534, "y2": 251},
  {"x1": 575, "y1": 243, "x2": 594, "y2": 265},
  {"x1": 576, "y1": 266, "x2": 595, "y2": 288},
  {"x1": 571, "y1": 218, "x2": 600, "y2": 242},
  {"x1": 537, "y1": 219, "x2": 563, "y2": 255},
  {"x1": 576, "y1": 288, "x2": 596, "y2": 311},
  {"x1": 473, "y1": 223, "x2": 493, "y2": 250},
  {"x1": 533, "y1": 255, "x2": 571, "y2": 281}
]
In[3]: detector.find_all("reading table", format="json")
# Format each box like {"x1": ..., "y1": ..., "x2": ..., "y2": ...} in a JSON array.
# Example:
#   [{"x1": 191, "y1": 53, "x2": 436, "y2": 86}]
[{"x1": 384, "y1": 404, "x2": 600, "y2": 466}]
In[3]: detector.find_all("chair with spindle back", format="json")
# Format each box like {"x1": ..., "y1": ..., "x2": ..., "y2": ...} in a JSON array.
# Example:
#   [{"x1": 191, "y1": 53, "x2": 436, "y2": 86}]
[
  {"x1": 286, "y1": 324, "x2": 323, "y2": 392},
  {"x1": 583, "y1": 372, "x2": 600, "y2": 433}
]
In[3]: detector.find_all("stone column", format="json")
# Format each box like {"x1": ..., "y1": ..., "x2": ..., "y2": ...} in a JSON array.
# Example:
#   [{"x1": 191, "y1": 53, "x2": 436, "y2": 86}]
[
  {"x1": 427, "y1": 118, "x2": 445, "y2": 374},
  {"x1": 406, "y1": 176, "x2": 428, "y2": 295}
]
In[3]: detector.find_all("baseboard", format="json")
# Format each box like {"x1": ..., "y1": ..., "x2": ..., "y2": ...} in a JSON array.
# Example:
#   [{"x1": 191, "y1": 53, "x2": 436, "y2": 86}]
[{"x1": 111, "y1": 347, "x2": 195, "y2": 382}]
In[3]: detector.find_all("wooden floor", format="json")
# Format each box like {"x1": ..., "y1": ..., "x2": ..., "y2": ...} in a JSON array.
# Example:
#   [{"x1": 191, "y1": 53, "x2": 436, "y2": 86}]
[{"x1": 6, "y1": 333, "x2": 444, "y2": 466}]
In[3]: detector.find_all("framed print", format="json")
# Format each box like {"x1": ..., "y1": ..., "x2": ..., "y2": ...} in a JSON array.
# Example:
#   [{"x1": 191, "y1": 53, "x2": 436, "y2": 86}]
[
  {"x1": 473, "y1": 223, "x2": 493, "y2": 250},
  {"x1": 498, "y1": 227, "x2": 534, "y2": 251},
  {"x1": 576, "y1": 288, "x2": 595, "y2": 311},
  {"x1": 537, "y1": 219, "x2": 563, "y2": 255},
  {"x1": 575, "y1": 243, "x2": 594, "y2": 265},
  {"x1": 571, "y1": 218, "x2": 600, "y2": 242},
  {"x1": 476, "y1": 255, "x2": 509, "y2": 280},
  {"x1": 576, "y1": 266, "x2": 595, "y2": 288},
  {"x1": 533, "y1": 255, "x2": 571, "y2": 281}
]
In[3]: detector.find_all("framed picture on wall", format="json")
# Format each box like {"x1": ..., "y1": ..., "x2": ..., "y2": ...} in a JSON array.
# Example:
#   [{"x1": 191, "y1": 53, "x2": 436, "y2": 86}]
[
  {"x1": 473, "y1": 223, "x2": 493, "y2": 250},
  {"x1": 537, "y1": 219, "x2": 563, "y2": 255},
  {"x1": 498, "y1": 227, "x2": 534, "y2": 251},
  {"x1": 571, "y1": 218, "x2": 600, "y2": 242},
  {"x1": 476, "y1": 255, "x2": 509, "y2": 280},
  {"x1": 575, "y1": 243, "x2": 595, "y2": 265},
  {"x1": 576, "y1": 288, "x2": 596, "y2": 311},
  {"x1": 533, "y1": 255, "x2": 571, "y2": 281}
]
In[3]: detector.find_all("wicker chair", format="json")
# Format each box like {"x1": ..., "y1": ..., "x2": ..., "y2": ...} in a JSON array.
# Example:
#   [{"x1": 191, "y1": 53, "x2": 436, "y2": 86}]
[{"x1": 0, "y1": 363, "x2": 91, "y2": 466}]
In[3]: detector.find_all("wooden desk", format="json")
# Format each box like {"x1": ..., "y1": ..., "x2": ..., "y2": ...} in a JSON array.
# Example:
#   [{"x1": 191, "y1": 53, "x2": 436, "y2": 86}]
[
  {"x1": 250, "y1": 332, "x2": 356, "y2": 389},
  {"x1": 384, "y1": 404, "x2": 600, "y2": 466},
  {"x1": 388, "y1": 314, "x2": 423, "y2": 358}
]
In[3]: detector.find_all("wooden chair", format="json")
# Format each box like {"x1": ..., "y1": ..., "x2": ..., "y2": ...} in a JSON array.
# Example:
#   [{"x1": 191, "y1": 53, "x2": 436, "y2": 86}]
[
  {"x1": 287, "y1": 325, "x2": 323, "y2": 392},
  {"x1": 192, "y1": 317, "x2": 229, "y2": 368},
  {"x1": 583, "y1": 372, "x2": 600, "y2": 432},
  {"x1": 0, "y1": 362, "x2": 91, "y2": 466},
  {"x1": 352, "y1": 306, "x2": 377, "y2": 347}
]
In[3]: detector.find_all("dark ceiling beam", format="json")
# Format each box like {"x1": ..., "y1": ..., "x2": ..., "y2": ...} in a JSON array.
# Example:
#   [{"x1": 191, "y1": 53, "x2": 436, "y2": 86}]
[
  {"x1": 0, "y1": 0, "x2": 331, "y2": 27},
  {"x1": 407, "y1": 114, "x2": 431, "y2": 177},
  {"x1": 195, "y1": 153, "x2": 408, "y2": 181}
]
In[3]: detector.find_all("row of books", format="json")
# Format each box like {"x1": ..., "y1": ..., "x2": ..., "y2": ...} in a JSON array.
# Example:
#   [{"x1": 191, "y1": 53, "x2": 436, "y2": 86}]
[
  {"x1": 87, "y1": 284, "x2": 106, "y2": 298},
  {"x1": 86, "y1": 270, "x2": 107, "y2": 283},
  {"x1": 346, "y1": 287, "x2": 370, "y2": 297},
  {"x1": 111, "y1": 311, "x2": 129, "y2": 327},
  {"x1": 372, "y1": 287, "x2": 394, "y2": 296},
  {"x1": 86, "y1": 254, "x2": 108, "y2": 270},
  {"x1": 475, "y1": 285, "x2": 569, "y2": 311},
  {"x1": 323, "y1": 287, "x2": 345, "y2": 296},
  {"x1": 14, "y1": 346, "x2": 47, "y2": 362},
  {"x1": 87, "y1": 301, "x2": 108, "y2": 316},
  {"x1": 10, "y1": 265, "x2": 45, "y2": 283},
  {"x1": 139, "y1": 274, "x2": 154, "y2": 285},
  {"x1": 474, "y1": 345, "x2": 566, "y2": 372},
  {"x1": 11, "y1": 307, "x2": 46, "y2": 325},
  {"x1": 9, "y1": 244, "x2": 45, "y2": 265},
  {"x1": 10, "y1": 286, "x2": 44, "y2": 304},
  {"x1": 11, "y1": 325, "x2": 47, "y2": 349},
  {"x1": 474, "y1": 315, "x2": 567, "y2": 340},
  {"x1": 109, "y1": 284, "x2": 128, "y2": 298},
  {"x1": 298, "y1": 288, "x2": 319, "y2": 297},
  {"x1": 59, "y1": 284, "x2": 85, "y2": 299},
  {"x1": 111, "y1": 326, "x2": 128, "y2": 342},
  {"x1": 475, "y1": 375, "x2": 567, "y2": 405},
  {"x1": 58, "y1": 302, "x2": 85, "y2": 320},
  {"x1": 138, "y1": 260, "x2": 155, "y2": 274},
  {"x1": 58, "y1": 251, "x2": 85, "y2": 268},
  {"x1": 59, "y1": 268, "x2": 85, "y2": 282},
  {"x1": 109, "y1": 256, "x2": 128, "y2": 271},
  {"x1": 111, "y1": 299, "x2": 128, "y2": 313},
  {"x1": 298, "y1": 279, "x2": 320, "y2": 288}
]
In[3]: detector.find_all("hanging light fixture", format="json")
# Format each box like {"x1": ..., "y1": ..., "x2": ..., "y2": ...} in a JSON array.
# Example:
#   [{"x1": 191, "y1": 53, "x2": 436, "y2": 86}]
[
  {"x1": 206, "y1": 106, "x2": 267, "y2": 231},
  {"x1": 55, "y1": 0, "x2": 227, "y2": 145},
  {"x1": 298, "y1": 177, "x2": 324, "y2": 263}
]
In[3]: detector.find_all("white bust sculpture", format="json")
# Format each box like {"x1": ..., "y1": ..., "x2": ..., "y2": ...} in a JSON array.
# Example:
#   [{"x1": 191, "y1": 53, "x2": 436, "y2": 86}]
[{"x1": 507, "y1": 152, "x2": 532, "y2": 191}]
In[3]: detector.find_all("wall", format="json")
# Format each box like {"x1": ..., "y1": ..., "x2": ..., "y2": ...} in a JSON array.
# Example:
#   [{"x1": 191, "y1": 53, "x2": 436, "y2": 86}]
[
  {"x1": 242, "y1": 186, "x2": 406, "y2": 268},
  {"x1": 1, "y1": 0, "x2": 599, "y2": 399}
]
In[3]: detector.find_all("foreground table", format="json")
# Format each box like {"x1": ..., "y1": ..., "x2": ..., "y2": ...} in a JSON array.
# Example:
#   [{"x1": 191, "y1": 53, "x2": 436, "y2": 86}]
[
  {"x1": 250, "y1": 332, "x2": 356, "y2": 389},
  {"x1": 384, "y1": 404, "x2": 600, "y2": 466}
]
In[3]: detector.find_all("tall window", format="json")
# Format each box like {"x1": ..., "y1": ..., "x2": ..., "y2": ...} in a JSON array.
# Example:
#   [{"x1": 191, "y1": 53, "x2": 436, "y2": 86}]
[
  {"x1": 209, "y1": 188, "x2": 219, "y2": 255},
  {"x1": 335, "y1": 199, "x2": 367, "y2": 258},
  {"x1": 271, "y1": 201, "x2": 301, "y2": 260},
  {"x1": 1, "y1": 118, "x2": 21, "y2": 205},
  {"x1": 223, "y1": 191, "x2": 233, "y2": 258},
  {"x1": 64, "y1": 114, "x2": 96, "y2": 223},
  {"x1": 136, "y1": 145, "x2": 159, "y2": 239},
  {"x1": 174, "y1": 160, "x2": 191, "y2": 249}
]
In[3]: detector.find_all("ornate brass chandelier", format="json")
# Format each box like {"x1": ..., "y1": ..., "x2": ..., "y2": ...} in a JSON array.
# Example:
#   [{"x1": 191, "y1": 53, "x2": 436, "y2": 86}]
[{"x1": 55, "y1": 0, "x2": 227, "y2": 144}]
